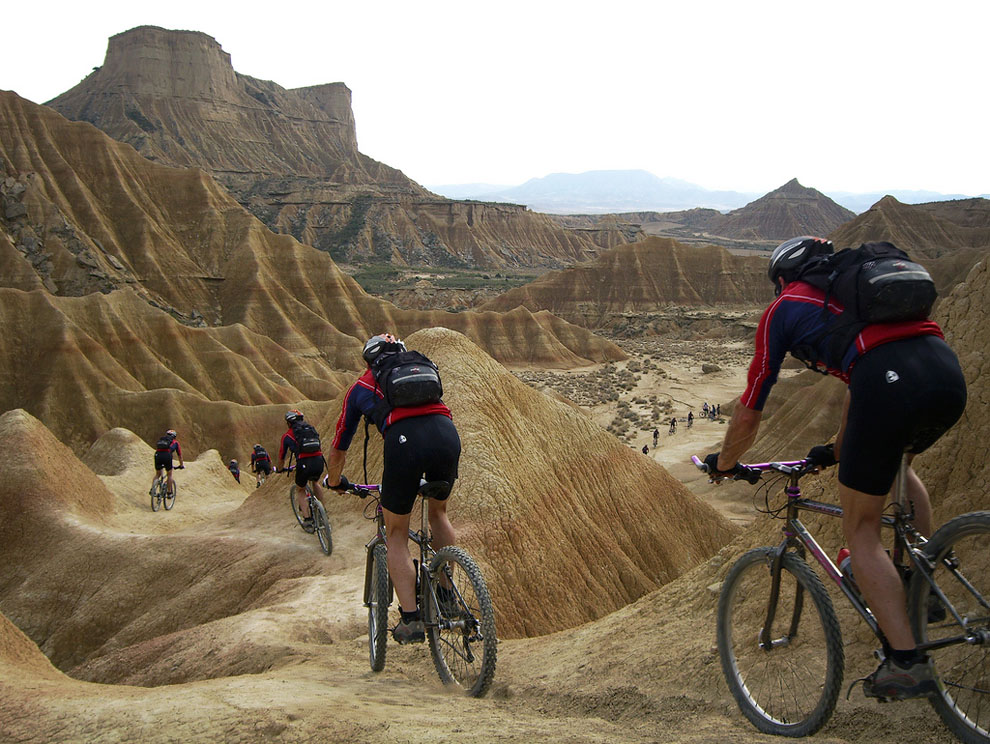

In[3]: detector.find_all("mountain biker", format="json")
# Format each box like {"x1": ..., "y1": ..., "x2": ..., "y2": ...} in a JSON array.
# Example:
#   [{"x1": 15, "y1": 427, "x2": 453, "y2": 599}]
[
  {"x1": 250, "y1": 443, "x2": 272, "y2": 488},
  {"x1": 704, "y1": 236, "x2": 967, "y2": 700},
  {"x1": 277, "y1": 410, "x2": 326, "y2": 529},
  {"x1": 149, "y1": 429, "x2": 184, "y2": 496},
  {"x1": 228, "y1": 459, "x2": 240, "y2": 483},
  {"x1": 324, "y1": 333, "x2": 461, "y2": 645}
]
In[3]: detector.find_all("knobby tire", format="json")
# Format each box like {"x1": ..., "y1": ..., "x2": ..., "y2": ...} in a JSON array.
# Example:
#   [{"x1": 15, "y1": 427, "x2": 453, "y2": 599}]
[
  {"x1": 909, "y1": 511, "x2": 990, "y2": 744},
  {"x1": 368, "y1": 542, "x2": 390, "y2": 672},
  {"x1": 163, "y1": 480, "x2": 176, "y2": 510},
  {"x1": 151, "y1": 479, "x2": 162, "y2": 512},
  {"x1": 717, "y1": 547, "x2": 844, "y2": 737},
  {"x1": 426, "y1": 546, "x2": 497, "y2": 697},
  {"x1": 312, "y1": 498, "x2": 333, "y2": 556}
]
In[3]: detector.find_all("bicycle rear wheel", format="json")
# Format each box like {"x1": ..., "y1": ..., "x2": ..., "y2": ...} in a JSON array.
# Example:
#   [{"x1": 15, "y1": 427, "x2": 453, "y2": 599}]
[
  {"x1": 311, "y1": 498, "x2": 333, "y2": 556},
  {"x1": 368, "y1": 542, "x2": 390, "y2": 672},
  {"x1": 151, "y1": 479, "x2": 162, "y2": 511},
  {"x1": 909, "y1": 511, "x2": 990, "y2": 744},
  {"x1": 289, "y1": 487, "x2": 313, "y2": 532},
  {"x1": 426, "y1": 546, "x2": 497, "y2": 697},
  {"x1": 163, "y1": 481, "x2": 176, "y2": 510},
  {"x1": 717, "y1": 547, "x2": 844, "y2": 737}
]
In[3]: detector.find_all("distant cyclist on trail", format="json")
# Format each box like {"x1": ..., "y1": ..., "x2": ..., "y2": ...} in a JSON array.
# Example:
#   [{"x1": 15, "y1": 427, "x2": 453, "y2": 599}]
[
  {"x1": 250, "y1": 443, "x2": 272, "y2": 488},
  {"x1": 149, "y1": 429, "x2": 183, "y2": 497},
  {"x1": 323, "y1": 333, "x2": 461, "y2": 645},
  {"x1": 653, "y1": 428, "x2": 659, "y2": 447},
  {"x1": 277, "y1": 410, "x2": 326, "y2": 529},
  {"x1": 228, "y1": 459, "x2": 240, "y2": 483},
  {"x1": 687, "y1": 411, "x2": 694, "y2": 428},
  {"x1": 704, "y1": 236, "x2": 966, "y2": 700}
]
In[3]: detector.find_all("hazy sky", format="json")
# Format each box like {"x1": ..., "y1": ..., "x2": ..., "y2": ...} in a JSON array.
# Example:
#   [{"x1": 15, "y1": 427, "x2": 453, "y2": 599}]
[{"x1": 4, "y1": 0, "x2": 988, "y2": 195}]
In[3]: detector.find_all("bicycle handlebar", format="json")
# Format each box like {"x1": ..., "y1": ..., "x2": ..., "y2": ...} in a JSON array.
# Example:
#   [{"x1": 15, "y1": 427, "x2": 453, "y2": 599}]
[{"x1": 691, "y1": 455, "x2": 813, "y2": 483}]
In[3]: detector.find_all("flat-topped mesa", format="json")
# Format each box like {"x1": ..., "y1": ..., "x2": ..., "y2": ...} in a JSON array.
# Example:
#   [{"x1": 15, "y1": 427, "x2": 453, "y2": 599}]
[
  {"x1": 100, "y1": 26, "x2": 240, "y2": 100},
  {"x1": 50, "y1": 26, "x2": 368, "y2": 179}
]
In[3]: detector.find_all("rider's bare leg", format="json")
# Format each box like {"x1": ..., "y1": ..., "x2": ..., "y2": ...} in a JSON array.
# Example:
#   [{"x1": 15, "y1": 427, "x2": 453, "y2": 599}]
[
  {"x1": 296, "y1": 485, "x2": 311, "y2": 518},
  {"x1": 840, "y1": 483, "x2": 915, "y2": 650},
  {"x1": 383, "y1": 508, "x2": 417, "y2": 611}
]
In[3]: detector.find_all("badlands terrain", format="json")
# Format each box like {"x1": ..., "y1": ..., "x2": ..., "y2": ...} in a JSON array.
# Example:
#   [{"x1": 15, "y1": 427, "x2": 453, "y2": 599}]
[{"x1": 3, "y1": 24, "x2": 990, "y2": 744}]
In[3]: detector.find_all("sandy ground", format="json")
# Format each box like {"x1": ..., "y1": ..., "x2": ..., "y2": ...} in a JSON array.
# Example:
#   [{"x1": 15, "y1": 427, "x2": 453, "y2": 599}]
[{"x1": 4, "y1": 339, "x2": 951, "y2": 744}]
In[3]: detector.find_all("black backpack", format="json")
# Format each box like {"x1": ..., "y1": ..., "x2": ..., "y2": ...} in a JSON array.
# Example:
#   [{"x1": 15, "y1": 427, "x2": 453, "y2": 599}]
[
  {"x1": 369, "y1": 349, "x2": 443, "y2": 428},
  {"x1": 291, "y1": 421, "x2": 321, "y2": 454},
  {"x1": 155, "y1": 433, "x2": 174, "y2": 450},
  {"x1": 792, "y1": 241, "x2": 937, "y2": 372}
]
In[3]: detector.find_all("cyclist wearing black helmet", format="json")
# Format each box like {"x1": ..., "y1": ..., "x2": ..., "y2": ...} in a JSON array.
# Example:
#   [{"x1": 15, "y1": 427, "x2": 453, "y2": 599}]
[
  {"x1": 277, "y1": 409, "x2": 326, "y2": 528},
  {"x1": 149, "y1": 428, "x2": 183, "y2": 497},
  {"x1": 705, "y1": 235, "x2": 966, "y2": 700},
  {"x1": 324, "y1": 333, "x2": 461, "y2": 645}
]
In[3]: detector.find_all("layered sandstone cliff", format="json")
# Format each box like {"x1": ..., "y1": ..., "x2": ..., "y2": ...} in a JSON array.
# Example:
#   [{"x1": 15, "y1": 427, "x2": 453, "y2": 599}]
[
  {"x1": 46, "y1": 26, "x2": 611, "y2": 269},
  {"x1": 480, "y1": 236, "x2": 773, "y2": 328}
]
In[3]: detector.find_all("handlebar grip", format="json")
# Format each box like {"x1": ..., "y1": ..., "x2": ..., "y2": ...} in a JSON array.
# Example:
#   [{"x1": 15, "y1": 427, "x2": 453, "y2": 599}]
[{"x1": 691, "y1": 455, "x2": 709, "y2": 473}]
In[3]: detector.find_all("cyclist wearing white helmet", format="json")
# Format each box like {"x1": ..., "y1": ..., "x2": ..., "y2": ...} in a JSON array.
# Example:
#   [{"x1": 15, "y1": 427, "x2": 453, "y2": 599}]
[
  {"x1": 149, "y1": 428, "x2": 183, "y2": 497},
  {"x1": 325, "y1": 333, "x2": 460, "y2": 645},
  {"x1": 705, "y1": 236, "x2": 966, "y2": 700}
]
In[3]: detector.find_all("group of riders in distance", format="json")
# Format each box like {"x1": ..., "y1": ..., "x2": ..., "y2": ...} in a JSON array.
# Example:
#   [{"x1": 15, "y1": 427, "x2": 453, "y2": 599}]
[{"x1": 140, "y1": 236, "x2": 988, "y2": 731}]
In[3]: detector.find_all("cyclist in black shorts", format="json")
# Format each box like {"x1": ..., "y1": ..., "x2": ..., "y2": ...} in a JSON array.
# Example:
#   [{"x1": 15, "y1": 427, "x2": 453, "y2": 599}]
[
  {"x1": 150, "y1": 429, "x2": 184, "y2": 496},
  {"x1": 250, "y1": 444, "x2": 272, "y2": 488},
  {"x1": 277, "y1": 410, "x2": 326, "y2": 528},
  {"x1": 705, "y1": 237, "x2": 967, "y2": 700},
  {"x1": 323, "y1": 333, "x2": 461, "y2": 645}
]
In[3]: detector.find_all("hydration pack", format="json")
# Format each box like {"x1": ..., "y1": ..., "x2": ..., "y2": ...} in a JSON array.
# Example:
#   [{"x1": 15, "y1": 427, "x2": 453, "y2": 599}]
[
  {"x1": 155, "y1": 434, "x2": 174, "y2": 450},
  {"x1": 369, "y1": 349, "x2": 443, "y2": 428},
  {"x1": 792, "y1": 241, "x2": 937, "y2": 372},
  {"x1": 291, "y1": 421, "x2": 321, "y2": 454}
]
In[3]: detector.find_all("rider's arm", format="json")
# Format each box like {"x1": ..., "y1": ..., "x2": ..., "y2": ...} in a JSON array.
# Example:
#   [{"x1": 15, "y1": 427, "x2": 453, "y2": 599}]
[
  {"x1": 325, "y1": 448, "x2": 347, "y2": 488},
  {"x1": 716, "y1": 402, "x2": 763, "y2": 472},
  {"x1": 173, "y1": 440, "x2": 184, "y2": 466}
]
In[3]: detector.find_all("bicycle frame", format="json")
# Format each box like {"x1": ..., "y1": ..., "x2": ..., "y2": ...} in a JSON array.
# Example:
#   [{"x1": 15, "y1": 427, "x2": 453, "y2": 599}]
[
  {"x1": 745, "y1": 456, "x2": 976, "y2": 654},
  {"x1": 359, "y1": 486, "x2": 442, "y2": 613}
]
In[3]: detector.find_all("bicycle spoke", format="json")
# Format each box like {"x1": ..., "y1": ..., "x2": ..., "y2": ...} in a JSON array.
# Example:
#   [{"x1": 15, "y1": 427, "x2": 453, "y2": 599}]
[
  {"x1": 718, "y1": 547, "x2": 843, "y2": 736},
  {"x1": 912, "y1": 512, "x2": 990, "y2": 743}
]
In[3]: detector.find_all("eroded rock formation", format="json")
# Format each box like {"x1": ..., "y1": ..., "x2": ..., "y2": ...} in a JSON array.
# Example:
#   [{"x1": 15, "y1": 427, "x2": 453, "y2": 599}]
[{"x1": 46, "y1": 26, "x2": 612, "y2": 269}]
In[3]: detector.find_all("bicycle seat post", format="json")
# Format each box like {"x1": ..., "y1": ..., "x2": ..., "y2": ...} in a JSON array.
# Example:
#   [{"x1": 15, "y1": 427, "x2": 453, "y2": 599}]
[{"x1": 891, "y1": 452, "x2": 909, "y2": 513}]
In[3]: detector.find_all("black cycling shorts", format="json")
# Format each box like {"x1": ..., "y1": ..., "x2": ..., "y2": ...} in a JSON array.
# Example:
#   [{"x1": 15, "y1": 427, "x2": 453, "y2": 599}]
[
  {"x1": 255, "y1": 460, "x2": 272, "y2": 475},
  {"x1": 154, "y1": 451, "x2": 173, "y2": 471},
  {"x1": 381, "y1": 415, "x2": 461, "y2": 515},
  {"x1": 295, "y1": 455, "x2": 324, "y2": 488},
  {"x1": 840, "y1": 335, "x2": 966, "y2": 495}
]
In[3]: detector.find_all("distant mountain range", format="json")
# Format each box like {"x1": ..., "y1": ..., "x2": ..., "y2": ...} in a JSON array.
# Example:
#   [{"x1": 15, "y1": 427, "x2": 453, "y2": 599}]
[{"x1": 428, "y1": 170, "x2": 986, "y2": 215}]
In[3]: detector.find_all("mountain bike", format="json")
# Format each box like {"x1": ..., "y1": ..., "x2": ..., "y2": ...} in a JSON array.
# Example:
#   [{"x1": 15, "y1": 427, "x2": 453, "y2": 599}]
[
  {"x1": 284, "y1": 466, "x2": 332, "y2": 556},
  {"x1": 692, "y1": 454, "x2": 990, "y2": 742},
  {"x1": 150, "y1": 465, "x2": 181, "y2": 512},
  {"x1": 345, "y1": 480, "x2": 497, "y2": 697}
]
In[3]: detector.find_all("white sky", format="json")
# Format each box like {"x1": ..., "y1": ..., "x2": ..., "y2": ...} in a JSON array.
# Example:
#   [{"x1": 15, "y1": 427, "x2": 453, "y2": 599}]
[{"x1": 4, "y1": 0, "x2": 988, "y2": 195}]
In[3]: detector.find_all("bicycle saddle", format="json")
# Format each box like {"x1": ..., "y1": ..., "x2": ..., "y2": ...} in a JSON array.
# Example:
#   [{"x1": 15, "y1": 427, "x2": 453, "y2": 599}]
[{"x1": 418, "y1": 480, "x2": 451, "y2": 500}]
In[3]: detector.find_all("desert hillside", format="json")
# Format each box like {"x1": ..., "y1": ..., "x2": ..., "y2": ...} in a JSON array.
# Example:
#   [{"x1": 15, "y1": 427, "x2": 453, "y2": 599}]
[
  {"x1": 479, "y1": 236, "x2": 772, "y2": 329},
  {"x1": 45, "y1": 26, "x2": 617, "y2": 269}
]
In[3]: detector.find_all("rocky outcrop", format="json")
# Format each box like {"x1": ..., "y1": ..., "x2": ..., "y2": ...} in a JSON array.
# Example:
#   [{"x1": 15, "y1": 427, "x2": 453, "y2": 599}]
[
  {"x1": 480, "y1": 236, "x2": 773, "y2": 328},
  {"x1": 715, "y1": 178, "x2": 855, "y2": 241},
  {"x1": 46, "y1": 26, "x2": 612, "y2": 269}
]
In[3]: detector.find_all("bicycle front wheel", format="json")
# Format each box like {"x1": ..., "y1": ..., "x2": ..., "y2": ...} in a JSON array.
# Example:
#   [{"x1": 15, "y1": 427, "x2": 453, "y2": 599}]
[
  {"x1": 910, "y1": 511, "x2": 990, "y2": 744},
  {"x1": 368, "y1": 542, "x2": 390, "y2": 672},
  {"x1": 163, "y1": 481, "x2": 176, "y2": 510},
  {"x1": 312, "y1": 499, "x2": 333, "y2": 556},
  {"x1": 426, "y1": 546, "x2": 497, "y2": 697},
  {"x1": 717, "y1": 547, "x2": 844, "y2": 737}
]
